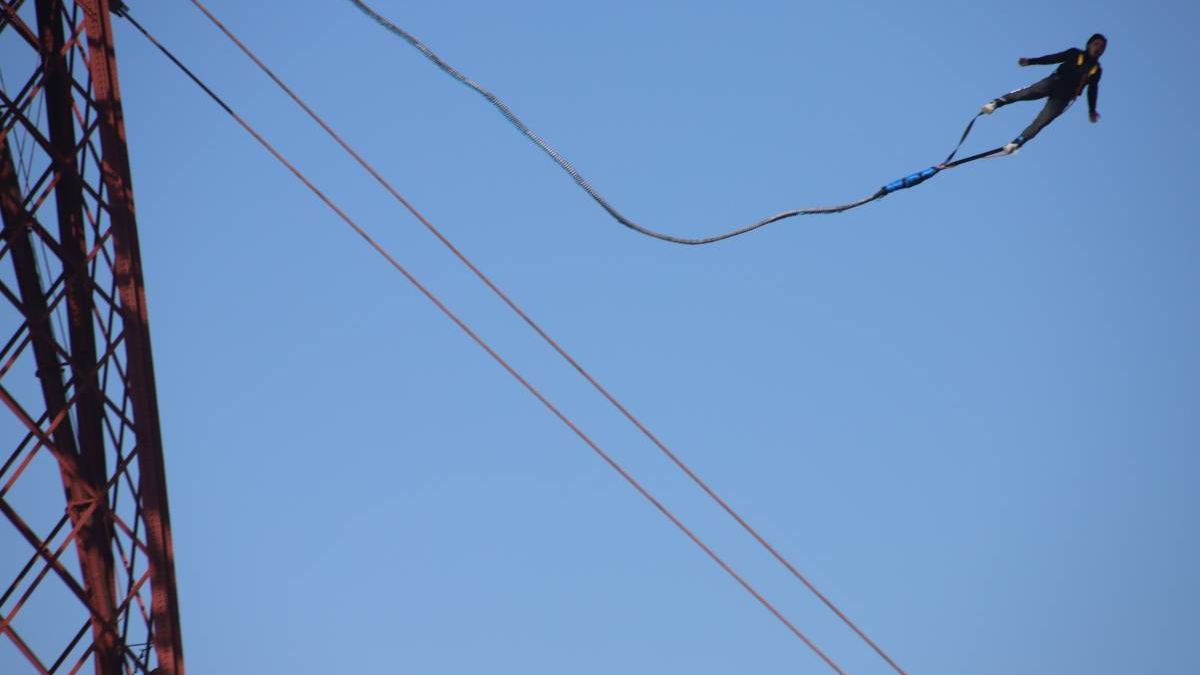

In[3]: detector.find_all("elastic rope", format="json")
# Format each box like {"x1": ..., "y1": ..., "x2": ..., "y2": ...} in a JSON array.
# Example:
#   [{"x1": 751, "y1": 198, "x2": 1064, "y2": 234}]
[{"x1": 345, "y1": 0, "x2": 884, "y2": 245}]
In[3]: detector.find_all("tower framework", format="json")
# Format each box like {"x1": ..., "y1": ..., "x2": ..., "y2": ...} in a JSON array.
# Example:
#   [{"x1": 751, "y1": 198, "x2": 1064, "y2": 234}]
[{"x1": 0, "y1": 1, "x2": 184, "y2": 673}]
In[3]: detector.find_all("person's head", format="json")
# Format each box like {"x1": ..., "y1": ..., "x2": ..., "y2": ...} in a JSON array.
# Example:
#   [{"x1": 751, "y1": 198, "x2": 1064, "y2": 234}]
[{"x1": 1087, "y1": 33, "x2": 1107, "y2": 57}]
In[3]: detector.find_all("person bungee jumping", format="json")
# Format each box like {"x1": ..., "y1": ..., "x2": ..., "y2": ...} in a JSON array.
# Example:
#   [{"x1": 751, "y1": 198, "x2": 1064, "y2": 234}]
[{"x1": 980, "y1": 33, "x2": 1106, "y2": 154}]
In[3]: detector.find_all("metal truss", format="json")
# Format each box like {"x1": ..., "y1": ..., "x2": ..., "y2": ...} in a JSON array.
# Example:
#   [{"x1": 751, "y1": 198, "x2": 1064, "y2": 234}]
[{"x1": 1, "y1": 1, "x2": 183, "y2": 673}]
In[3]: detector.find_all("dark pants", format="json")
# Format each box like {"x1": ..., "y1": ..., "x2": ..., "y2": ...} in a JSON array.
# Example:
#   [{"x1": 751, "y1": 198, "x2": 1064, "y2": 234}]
[{"x1": 995, "y1": 75, "x2": 1072, "y2": 143}]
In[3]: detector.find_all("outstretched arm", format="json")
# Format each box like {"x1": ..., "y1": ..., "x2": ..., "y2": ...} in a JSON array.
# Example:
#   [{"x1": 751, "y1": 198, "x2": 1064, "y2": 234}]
[
  {"x1": 1087, "y1": 73, "x2": 1102, "y2": 122},
  {"x1": 1019, "y1": 49, "x2": 1074, "y2": 66}
]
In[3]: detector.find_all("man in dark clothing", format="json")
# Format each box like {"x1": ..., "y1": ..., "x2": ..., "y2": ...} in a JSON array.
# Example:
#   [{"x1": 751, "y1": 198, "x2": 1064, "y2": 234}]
[{"x1": 980, "y1": 33, "x2": 1106, "y2": 154}]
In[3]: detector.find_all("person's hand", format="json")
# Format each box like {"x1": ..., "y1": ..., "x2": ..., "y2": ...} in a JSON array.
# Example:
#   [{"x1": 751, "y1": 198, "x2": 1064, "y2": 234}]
[
  {"x1": 1018, "y1": 57, "x2": 1030, "y2": 66},
  {"x1": 1090, "y1": 110, "x2": 1101, "y2": 123}
]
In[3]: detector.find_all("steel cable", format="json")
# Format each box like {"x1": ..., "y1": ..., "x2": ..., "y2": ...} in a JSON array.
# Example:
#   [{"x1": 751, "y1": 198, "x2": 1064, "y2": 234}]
[
  {"x1": 118, "y1": 9, "x2": 850, "y2": 672},
  {"x1": 185, "y1": 0, "x2": 911, "y2": 670}
]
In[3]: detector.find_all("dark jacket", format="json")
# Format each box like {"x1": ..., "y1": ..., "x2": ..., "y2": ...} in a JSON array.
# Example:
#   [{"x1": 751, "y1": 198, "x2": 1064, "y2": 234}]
[{"x1": 1027, "y1": 48, "x2": 1102, "y2": 112}]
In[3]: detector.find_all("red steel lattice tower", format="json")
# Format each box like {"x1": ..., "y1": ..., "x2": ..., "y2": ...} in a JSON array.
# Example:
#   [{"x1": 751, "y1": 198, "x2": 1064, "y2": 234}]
[{"x1": 0, "y1": 0, "x2": 184, "y2": 673}]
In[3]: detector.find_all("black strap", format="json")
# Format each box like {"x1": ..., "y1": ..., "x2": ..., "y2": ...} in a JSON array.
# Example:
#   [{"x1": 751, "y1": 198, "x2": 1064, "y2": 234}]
[
  {"x1": 937, "y1": 111, "x2": 1011, "y2": 169},
  {"x1": 943, "y1": 113, "x2": 983, "y2": 165},
  {"x1": 942, "y1": 145, "x2": 1007, "y2": 169}
]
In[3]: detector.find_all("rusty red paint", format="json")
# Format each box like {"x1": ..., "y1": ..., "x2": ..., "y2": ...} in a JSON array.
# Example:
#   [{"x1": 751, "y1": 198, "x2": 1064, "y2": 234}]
[{"x1": 0, "y1": 2, "x2": 184, "y2": 673}]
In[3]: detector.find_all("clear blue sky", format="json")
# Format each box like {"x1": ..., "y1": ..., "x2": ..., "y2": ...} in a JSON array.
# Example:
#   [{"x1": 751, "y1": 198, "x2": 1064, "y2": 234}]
[{"x1": 5, "y1": 0, "x2": 1199, "y2": 673}]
